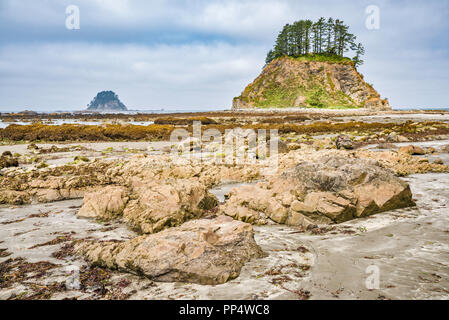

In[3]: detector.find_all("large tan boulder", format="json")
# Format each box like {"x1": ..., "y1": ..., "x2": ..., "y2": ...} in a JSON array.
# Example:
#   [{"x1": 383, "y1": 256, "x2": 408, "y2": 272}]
[
  {"x1": 123, "y1": 179, "x2": 218, "y2": 234},
  {"x1": 77, "y1": 179, "x2": 218, "y2": 234},
  {"x1": 76, "y1": 216, "x2": 265, "y2": 285},
  {"x1": 220, "y1": 156, "x2": 415, "y2": 227},
  {"x1": 78, "y1": 186, "x2": 129, "y2": 219},
  {"x1": 398, "y1": 145, "x2": 426, "y2": 155},
  {"x1": 218, "y1": 185, "x2": 272, "y2": 225}
]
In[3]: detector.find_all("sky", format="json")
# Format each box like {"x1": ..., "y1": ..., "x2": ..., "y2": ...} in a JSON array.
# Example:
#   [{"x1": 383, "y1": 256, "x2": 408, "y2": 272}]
[{"x1": 0, "y1": 0, "x2": 448, "y2": 111}]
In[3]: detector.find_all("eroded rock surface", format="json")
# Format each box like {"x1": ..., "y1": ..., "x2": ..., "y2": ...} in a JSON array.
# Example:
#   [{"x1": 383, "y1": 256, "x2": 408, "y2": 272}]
[
  {"x1": 78, "y1": 179, "x2": 218, "y2": 234},
  {"x1": 220, "y1": 156, "x2": 415, "y2": 227},
  {"x1": 0, "y1": 154, "x2": 260, "y2": 205},
  {"x1": 76, "y1": 216, "x2": 265, "y2": 285},
  {"x1": 123, "y1": 179, "x2": 218, "y2": 234},
  {"x1": 78, "y1": 186, "x2": 129, "y2": 220},
  {"x1": 356, "y1": 150, "x2": 449, "y2": 176}
]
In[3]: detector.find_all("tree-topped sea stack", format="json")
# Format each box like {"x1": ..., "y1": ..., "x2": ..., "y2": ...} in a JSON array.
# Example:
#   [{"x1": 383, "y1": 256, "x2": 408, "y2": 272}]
[
  {"x1": 233, "y1": 18, "x2": 390, "y2": 110},
  {"x1": 87, "y1": 91, "x2": 127, "y2": 111}
]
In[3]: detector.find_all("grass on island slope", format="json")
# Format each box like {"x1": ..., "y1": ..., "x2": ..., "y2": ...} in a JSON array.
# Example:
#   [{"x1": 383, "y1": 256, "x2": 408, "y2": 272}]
[
  {"x1": 255, "y1": 83, "x2": 360, "y2": 109},
  {"x1": 285, "y1": 54, "x2": 355, "y2": 65},
  {"x1": 237, "y1": 54, "x2": 361, "y2": 109}
]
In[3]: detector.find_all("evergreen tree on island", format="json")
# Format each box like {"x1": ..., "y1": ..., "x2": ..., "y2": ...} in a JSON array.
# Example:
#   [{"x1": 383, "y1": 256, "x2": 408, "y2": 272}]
[
  {"x1": 87, "y1": 91, "x2": 127, "y2": 111},
  {"x1": 265, "y1": 18, "x2": 365, "y2": 67}
]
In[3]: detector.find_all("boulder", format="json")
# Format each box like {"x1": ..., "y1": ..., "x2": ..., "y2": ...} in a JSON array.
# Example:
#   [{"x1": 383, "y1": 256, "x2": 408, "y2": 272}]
[
  {"x1": 76, "y1": 216, "x2": 265, "y2": 285},
  {"x1": 123, "y1": 179, "x2": 218, "y2": 234},
  {"x1": 219, "y1": 185, "x2": 272, "y2": 225},
  {"x1": 386, "y1": 132, "x2": 398, "y2": 142},
  {"x1": 220, "y1": 156, "x2": 415, "y2": 227},
  {"x1": 335, "y1": 135, "x2": 354, "y2": 150},
  {"x1": 291, "y1": 156, "x2": 415, "y2": 218},
  {"x1": 78, "y1": 186, "x2": 129, "y2": 220},
  {"x1": 397, "y1": 135, "x2": 410, "y2": 142},
  {"x1": 0, "y1": 151, "x2": 19, "y2": 169},
  {"x1": 398, "y1": 145, "x2": 426, "y2": 155},
  {"x1": 78, "y1": 179, "x2": 218, "y2": 234}
]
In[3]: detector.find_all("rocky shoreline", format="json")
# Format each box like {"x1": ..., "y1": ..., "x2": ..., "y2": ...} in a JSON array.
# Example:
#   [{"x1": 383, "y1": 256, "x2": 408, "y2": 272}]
[{"x1": 1, "y1": 111, "x2": 449, "y2": 300}]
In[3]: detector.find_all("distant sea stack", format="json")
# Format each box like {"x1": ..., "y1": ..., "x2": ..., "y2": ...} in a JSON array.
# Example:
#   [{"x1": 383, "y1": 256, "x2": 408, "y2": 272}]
[
  {"x1": 87, "y1": 91, "x2": 127, "y2": 111},
  {"x1": 233, "y1": 56, "x2": 390, "y2": 110}
]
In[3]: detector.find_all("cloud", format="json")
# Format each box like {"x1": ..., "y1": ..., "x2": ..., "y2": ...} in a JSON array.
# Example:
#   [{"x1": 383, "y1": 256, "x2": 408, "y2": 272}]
[
  {"x1": 0, "y1": 0, "x2": 448, "y2": 110},
  {"x1": 0, "y1": 42, "x2": 265, "y2": 110}
]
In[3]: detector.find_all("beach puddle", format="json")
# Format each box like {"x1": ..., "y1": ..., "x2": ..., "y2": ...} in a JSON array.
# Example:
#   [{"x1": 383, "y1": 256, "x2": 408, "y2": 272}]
[{"x1": 209, "y1": 182, "x2": 258, "y2": 203}]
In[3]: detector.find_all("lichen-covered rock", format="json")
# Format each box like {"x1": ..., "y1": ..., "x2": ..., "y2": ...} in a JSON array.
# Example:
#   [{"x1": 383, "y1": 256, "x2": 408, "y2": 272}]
[
  {"x1": 220, "y1": 156, "x2": 415, "y2": 227},
  {"x1": 76, "y1": 216, "x2": 265, "y2": 285}
]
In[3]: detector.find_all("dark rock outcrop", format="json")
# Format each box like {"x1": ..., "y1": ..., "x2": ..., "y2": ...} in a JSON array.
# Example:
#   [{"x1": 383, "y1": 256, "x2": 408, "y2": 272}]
[{"x1": 87, "y1": 91, "x2": 127, "y2": 111}]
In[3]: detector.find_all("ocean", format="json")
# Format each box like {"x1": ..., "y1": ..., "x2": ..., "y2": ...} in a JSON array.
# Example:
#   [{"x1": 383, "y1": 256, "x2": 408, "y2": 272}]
[
  {"x1": 0, "y1": 107, "x2": 447, "y2": 114},
  {"x1": 0, "y1": 108, "x2": 228, "y2": 114}
]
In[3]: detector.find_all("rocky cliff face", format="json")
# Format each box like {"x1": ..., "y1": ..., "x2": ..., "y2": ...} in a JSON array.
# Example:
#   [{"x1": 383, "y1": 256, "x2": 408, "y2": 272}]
[{"x1": 233, "y1": 57, "x2": 390, "y2": 110}]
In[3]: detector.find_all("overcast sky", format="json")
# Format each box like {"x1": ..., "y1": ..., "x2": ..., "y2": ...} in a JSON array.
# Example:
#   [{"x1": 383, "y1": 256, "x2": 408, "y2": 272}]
[{"x1": 0, "y1": 0, "x2": 448, "y2": 111}]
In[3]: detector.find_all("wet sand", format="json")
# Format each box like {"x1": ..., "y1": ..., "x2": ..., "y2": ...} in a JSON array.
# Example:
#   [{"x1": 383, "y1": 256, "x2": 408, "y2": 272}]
[
  {"x1": 1, "y1": 111, "x2": 448, "y2": 300},
  {"x1": 1, "y1": 172, "x2": 448, "y2": 300}
]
